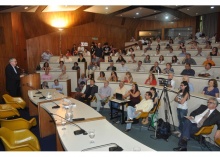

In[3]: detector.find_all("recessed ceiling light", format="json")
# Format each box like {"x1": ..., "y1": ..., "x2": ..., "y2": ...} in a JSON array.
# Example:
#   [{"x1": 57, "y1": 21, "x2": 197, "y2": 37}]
[
  {"x1": 133, "y1": 17, "x2": 135, "y2": 18},
  {"x1": 165, "y1": 16, "x2": 169, "y2": 19},
  {"x1": 187, "y1": 8, "x2": 189, "y2": 10},
  {"x1": 196, "y1": 13, "x2": 198, "y2": 15},
  {"x1": 105, "y1": 7, "x2": 108, "y2": 10},
  {"x1": 120, "y1": 14, "x2": 122, "y2": 16},
  {"x1": 154, "y1": 11, "x2": 157, "y2": 12},
  {"x1": 24, "y1": 7, "x2": 28, "y2": 10},
  {"x1": 211, "y1": 6, "x2": 214, "y2": 9},
  {"x1": 136, "y1": 12, "x2": 139, "y2": 15}
]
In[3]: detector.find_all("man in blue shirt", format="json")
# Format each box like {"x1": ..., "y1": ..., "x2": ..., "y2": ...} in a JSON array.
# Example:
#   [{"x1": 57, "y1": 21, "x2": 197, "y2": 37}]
[
  {"x1": 51, "y1": 79, "x2": 63, "y2": 94},
  {"x1": 178, "y1": 48, "x2": 187, "y2": 57},
  {"x1": 180, "y1": 63, "x2": 195, "y2": 76}
]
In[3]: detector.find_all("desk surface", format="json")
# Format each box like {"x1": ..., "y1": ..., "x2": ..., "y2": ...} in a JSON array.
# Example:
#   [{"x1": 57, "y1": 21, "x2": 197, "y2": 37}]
[{"x1": 29, "y1": 90, "x2": 155, "y2": 151}]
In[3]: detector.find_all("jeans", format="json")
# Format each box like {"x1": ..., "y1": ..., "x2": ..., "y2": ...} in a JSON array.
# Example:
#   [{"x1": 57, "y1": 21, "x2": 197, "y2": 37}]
[
  {"x1": 126, "y1": 106, "x2": 141, "y2": 130},
  {"x1": 109, "y1": 101, "x2": 119, "y2": 114},
  {"x1": 177, "y1": 108, "x2": 188, "y2": 132},
  {"x1": 95, "y1": 93, "x2": 107, "y2": 112}
]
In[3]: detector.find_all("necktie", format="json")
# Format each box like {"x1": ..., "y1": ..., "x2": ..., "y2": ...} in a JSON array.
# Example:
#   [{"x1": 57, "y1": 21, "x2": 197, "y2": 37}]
[{"x1": 197, "y1": 110, "x2": 210, "y2": 128}]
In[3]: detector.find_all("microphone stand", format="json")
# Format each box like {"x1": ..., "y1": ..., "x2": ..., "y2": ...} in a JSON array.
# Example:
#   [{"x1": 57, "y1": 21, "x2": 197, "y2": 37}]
[
  {"x1": 51, "y1": 101, "x2": 60, "y2": 109},
  {"x1": 50, "y1": 113, "x2": 88, "y2": 135},
  {"x1": 26, "y1": 83, "x2": 45, "y2": 99}
]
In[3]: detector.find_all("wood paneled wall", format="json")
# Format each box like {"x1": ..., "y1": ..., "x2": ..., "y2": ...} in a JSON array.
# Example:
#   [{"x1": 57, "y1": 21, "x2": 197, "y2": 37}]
[{"x1": 0, "y1": 13, "x2": 26, "y2": 96}]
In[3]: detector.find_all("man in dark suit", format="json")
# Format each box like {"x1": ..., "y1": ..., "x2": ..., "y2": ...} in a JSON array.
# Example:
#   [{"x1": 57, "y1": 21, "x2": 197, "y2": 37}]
[
  {"x1": 173, "y1": 97, "x2": 220, "y2": 151},
  {"x1": 80, "y1": 79, "x2": 98, "y2": 106},
  {"x1": 106, "y1": 62, "x2": 116, "y2": 71},
  {"x1": 5, "y1": 58, "x2": 21, "y2": 96}
]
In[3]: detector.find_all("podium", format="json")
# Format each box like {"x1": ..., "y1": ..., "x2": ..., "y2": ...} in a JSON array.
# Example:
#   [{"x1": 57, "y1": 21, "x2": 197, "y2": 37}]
[{"x1": 20, "y1": 73, "x2": 40, "y2": 116}]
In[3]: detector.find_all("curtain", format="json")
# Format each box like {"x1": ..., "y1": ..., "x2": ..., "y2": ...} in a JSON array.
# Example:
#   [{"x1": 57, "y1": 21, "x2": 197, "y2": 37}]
[{"x1": 202, "y1": 13, "x2": 218, "y2": 38}]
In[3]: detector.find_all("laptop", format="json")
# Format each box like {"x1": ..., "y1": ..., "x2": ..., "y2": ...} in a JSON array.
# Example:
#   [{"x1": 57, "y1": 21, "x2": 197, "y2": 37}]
[{"x1": 116, "y1": 93, "x2": 124, "y2": 101}]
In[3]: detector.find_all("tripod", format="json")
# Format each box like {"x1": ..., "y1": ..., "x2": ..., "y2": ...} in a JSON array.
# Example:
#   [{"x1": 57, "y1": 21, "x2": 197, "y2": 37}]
[{"x1": 149, "y1": 85, "x2": 176, "y2": 140}]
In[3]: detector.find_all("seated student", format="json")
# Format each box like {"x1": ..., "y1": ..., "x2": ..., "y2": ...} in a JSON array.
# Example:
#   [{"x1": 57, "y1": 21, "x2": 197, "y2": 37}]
[
  {"x1": 166, "y1": 47, "x2": 175, "y2": 56},
  {"x1": 41, "y1": 68, "x2": 52, "y2": 80},
  {"x1": 209, "y1": 47, "x2": 220, "y2": 56},
  {"x1": 198, "y1": 63, "x2": 214, "y2": 78},
  {"x1": 97, "y1": 71, "x2": 106, "y2": 81},
  {"x1": 58, "y1": 61, "x2": 66, "y2": 71},
  {"x1": 106, "y1": 62, "x2": 116, "y2": 71},
  {"x1": 154, "y1": 48, "x2": 161, "y2": 56},
  {"x1": 119, "y1": 60, "x2": 129, "y2": 72},
  {"x1": 182, "y1": 53, "x2": 197, "y2": 65},
  {"x1": 128, "y1": 54, "x2": 136, "y2": 63},
  {"x1": 203, "y1": 41, "x2": 212, "y2": 49},
  {"x1": 41, "y1": 62, "x2": 51, "y2": 70},
  {"x1": 143, "y1": 55, "x2": 151, "y2": 63},
  {"x1": 145, "y1": 73, "x2": 157, "y2": 85},
  {"x1": 162, "y1": 63, "x2": 174, "y2": 74},
  {"x1": 57, "y1": 54, "x2": 65, "y2": 62},
  {"x1": 195, "y1": 47, "x2": 205, "y2": 56},
  {"x1": 180, "y1": 63, "x2": 195, "y2": 76},
  {"x1": 58, "y1": 69, "x2": 69, "y2": 80},
  {"x1": 64, "y1": 55, "x2": 73, "y2": 63},
  {"x1": 150, "y1": 61, "x2": 162, "y2": 73},
  {"x1": 171, "y1": 55, "x2": 180, "y2": 65},
  {"x1": 72, "y1": 62, "x2": 80, "y2": 70},
  {"x1": 51, "y1": 79, "x2": 63, "y2": 93},
  {"x1": 133, "y1": 61, "x2": 145, "y2": 72},
  {"x1": 202, "y1": 56, "x2": 216, "y2": 66},
  {"x1": 177, "y1": 42, "x2": 185, "y2": 50},
  {"x1": 75, "y1": 73, "x2": 87, "y2": 92},
  {"x1": 202, "y1": 79, "x2": 219, "y2": 98},
  {"x1": 173, "y1": 97, "x2": 220, "y2": 151},
  {"x1": 78, "y1": 53, "x2": 86, "y2": 62},
  {"x1": 108, "y1": 71, "x2": 118, "y2": 82},
  {"x1": 107, "y1": 56, "x2": 113, "y2": 62},
  {"x1": 79, "y1": 79, "x2": 98, "y2": 106},
  {"x1": 65, "y1": 49, "x2": 72, "y2": 56},
  {"x1": 125, "y1": 91, "x2": 153, "y2": 132},
  {"x1": 41, "y1": 81, "x2": 49, "y2": 89},
  {"x1": 158, "y1": 55, "x2": 165, "y2": 64},
  {"x1": 126, "y1": 47, "x2": 135, "y2": 56},
  {"x1": 116, "y1": 55, "x2": 126, "y2": 63},
  {"x1": 41, "y1": 50, "x2": 53, "y2": 62},
  {"x1": 95, "y1": 81, "x2": 112, "y2": 112},
  {"x1": 182, "y1": 75, "x2": 194, "y2": 92},
  {"x1": 122, "y1": 72, "x2": 133, "y2": 83}
]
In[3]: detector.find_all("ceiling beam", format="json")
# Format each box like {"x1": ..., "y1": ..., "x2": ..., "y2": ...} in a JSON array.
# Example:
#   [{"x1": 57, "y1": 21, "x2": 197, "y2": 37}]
[
  {"x1": 75, "y1": 5, "x2": 93, "y2": 12},
  {"x1": 35, "y1": 5, "x2": 47, "y2": 13},
  {"x1": 138, "y1": 12, "x2": 161, "y2": 19},
  {"x1": 108, "y1": 6, "x2": 140, "y2": 16}
]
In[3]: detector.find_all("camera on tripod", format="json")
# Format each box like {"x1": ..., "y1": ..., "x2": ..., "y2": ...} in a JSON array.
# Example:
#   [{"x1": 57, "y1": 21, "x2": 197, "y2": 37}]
[{"x1": 158, "y1": 78, "x2": 171, "y2": 87}]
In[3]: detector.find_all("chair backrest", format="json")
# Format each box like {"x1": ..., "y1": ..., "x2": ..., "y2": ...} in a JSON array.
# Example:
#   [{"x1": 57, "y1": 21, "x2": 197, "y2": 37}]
[
  {"x1": 194, "y1": 125, "x2": 214, "y2": 136},
  {"x1": 150, "y1": 99, "x2": 161, "y2": 114},
  {"x1": 215, "y1": 138, "x2": 220, "y2": 147},
  {"x1": 0, "y1": 127, "x2": 15, "y2": 149},
  {"x1": 2, "y1": 94, "x2": 13, "y2": 103},
  {"x1": 0, "y1": 118, "x2": 37, "y2": 130}
]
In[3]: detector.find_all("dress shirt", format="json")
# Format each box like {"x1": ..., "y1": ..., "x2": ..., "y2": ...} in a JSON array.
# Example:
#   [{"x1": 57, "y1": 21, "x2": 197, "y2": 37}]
[
  {"x1": 134, "y1": 65, "x2": 145, "y2": 72},
  {"x1": 51, "y1": 84, "x2": 63, "y2": 93},
  {"x1": 41, "y1": 52, "x2": 52, "y2": 61},
  {"x1": 193, "y1": 109, "x2": 215, "y2": 124},
  {"x1": 98, "y1": 86, "x2": 112, "y2": 97},
  {"x1": 115, "y1": 86, "x2": 127, "y2": 95},
  {"x1": 119, "y1": 65, "x2": 129, "y2": 72},
  {"x1": 135, "y1": 99, "x2": 153, "y2": 112},
  {"x1": 78, "y1": 78, "x2": 87, "y2": 84},
  {"x1": 59, "y1": 73, "x2": 68, "y2": 80},
  {"x1": 41, "y1": 74, "x2": 52, "y2": 80},
  {"x1": 199, "y1": 68, "x2": 214, "y2": 77}
]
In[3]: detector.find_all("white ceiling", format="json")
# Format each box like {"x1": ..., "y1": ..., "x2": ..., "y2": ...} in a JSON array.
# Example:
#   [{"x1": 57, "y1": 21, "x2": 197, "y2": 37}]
[{"x1": 84, "y1": 5, "x2": 128, "y2": 14}]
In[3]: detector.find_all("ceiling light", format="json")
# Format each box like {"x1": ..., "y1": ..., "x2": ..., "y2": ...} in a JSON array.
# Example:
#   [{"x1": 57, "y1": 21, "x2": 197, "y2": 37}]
[
  {"x1": 165, "y1": 16, "x2": 169, "y2": 19},
  {"x1": 58, "y1": 28, "x2": 63, "y2": 31},
  {"x1": 187, "y1": 8, "x2": 189, "y2": 10},
  {"x1": 106, "y1": 12, "x2": 108, "y2": 14},
  {"x1": 154, "y1": 11, "x2": 157, "y2": 12},
  {"x1": 196, "y1": 13, "x2": 198, "y2": 15},
  {"x1": 24, "y1": 7, "x2": 28, "y2": 10},
  {"x1": 120, "y1": 14, "x2": 122, "y2": 16},
  {"x1": 211, "y1": 6, "x2": 214, "y2": 9},
  {"x1": 105, "y1": 7, "x2": 108, "y2": 10},
  {"x1": 136, "y1": 12, "x2": 139, "y2": 15}
]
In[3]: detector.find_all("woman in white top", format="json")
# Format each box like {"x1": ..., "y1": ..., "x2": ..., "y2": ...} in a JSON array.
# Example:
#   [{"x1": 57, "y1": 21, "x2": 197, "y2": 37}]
[{"x1": 174, "y1": 81, "x2": 190, "y2": 135}]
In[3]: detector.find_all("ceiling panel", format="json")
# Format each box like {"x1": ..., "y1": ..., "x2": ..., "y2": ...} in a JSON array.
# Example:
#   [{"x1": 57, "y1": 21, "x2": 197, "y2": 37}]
[
  {"x1": 179, "y1": 6, "x2": 220, "y2": 16},
  {"x1": 116, "y1": 7, "x2": 161, "y2": 18},
  {"x1": 43, "y1": 5, "x2": 82, "y2": 12},
  {"x1": 84, "y1": 6, "x2": 129, "y2": 14},
  {"x1": 0, "y1": 6, "x2": 37, "y2": 12},
  {"x1": 142, "y1": 12, "x2": 179, "y2": 21}
]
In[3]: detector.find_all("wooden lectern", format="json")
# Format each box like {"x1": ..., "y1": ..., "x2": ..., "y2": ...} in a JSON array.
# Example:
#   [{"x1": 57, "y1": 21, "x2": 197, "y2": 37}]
[{"x1": 20, "y1": 73, "x2": 40, "y2": 116}]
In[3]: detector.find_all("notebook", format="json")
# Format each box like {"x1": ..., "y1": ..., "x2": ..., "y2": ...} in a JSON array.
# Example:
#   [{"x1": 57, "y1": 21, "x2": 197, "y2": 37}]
[{"x1": 115, "y1": 93, "x2": 124, "y2": 101}]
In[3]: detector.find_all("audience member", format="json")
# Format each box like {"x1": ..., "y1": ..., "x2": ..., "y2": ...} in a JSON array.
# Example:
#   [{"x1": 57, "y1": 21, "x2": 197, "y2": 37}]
[
  {"x1": 125, "y1": 91, "x2": 153, "y2": 132},
  {"x1": 119, "y1": 60, "x2": 129, "y2": 72},
  {"x1": 78, "y1": 53, "x2": 86, "y2": 62},
  {"x1": 143, "y1": 55, "x2": 151, "y2": 63},
  {"x1": 158, "y1": 55, "x2": 165, "y2": 64},
  {"x1": 83, "y1": 48, "x2": 91, "y2": 57},
  {"x1": 65, "y1": 49, "x2": 72, "y2": 56},
  {"x1": 51, "y1": 79, "x2": 63, "y2": 94},
  {"x1": 97, "y1": 71, "x2": 106, "y2": 81},
  {"x1": 198, "y1": 63, "x2": 214, "y2": 78},
  {"x1": 182, "y1": 53, "x2": 197, "y2": 65},
  {"x1": 202, "y1": 56, "x2": 216, "y2": 66},
  {"x1": 58, "y1": 69, "x2": 69, "y2": 80},
  {"x1": 103, "y1": 43, "x2": 111, "y2": 56},
  {"x1": 180, "y1": 63, "x2": 195, "y2": 76},
  {"x1": 94, "y1": 43, "x2": 103, "y2": 59},
  {"x1": 173, "y1": 97, "x2": 220, "y2": 151},
  {"x1": 116, "y1": 55, "x2": 126, "y2": 63},
  {"x1": 126, "y1": 48, "x2": 135, "y2": 56},
  {"x1": 128, "y1": 54, "x2": 136, "y2": 63},
  {"x1": 75, "y1": 73, "x2": 87, "y2": 92},
  {"x1": 41, "y1": 50, "x2": 53, "y2": 62},
  {"x1": 209, "y1": 47, "x2": 219, "y2": 56},
  {"x1": 108, "y1": 71, "x2": 118, "y2": 82},
  {"x1": 177, "y1": 42, "x2": 185, "y2": 50},
  {"x1": 79, "y1": 79, "x2": 98, "y2": 106},
  {"x1": 106, "y1": 62, "x2": 116, "y2": 71},
  {"x1": 168, "y1": 73, "x2": 175, "y2": 89},
  {"x1": 150, "y1": 61, "x2": 162, "y2": 73},
  {"x1": 41, "y1": 68, "x2": 52, "y2": 80},
  {"x1": 41, "y1": 81, "x2": 49, "y2": 89},
  {"x1": 58, "y1": 61, "x2": 66, "y2": 71},
  {"x1": 182, "y1": 75, "x2": 194, "y2": 92},
  {"x1": 72, "y1": 62, "x2": 80, "y2": 70},
  {"x1": 203, "y1": 41, "x2": 212, "y2": 49},
  {"x1": 95, "y1": 81, "x2": 112, "y2": 112},
  {"x1": 167, "y1": 47, "x2": 174, "y2": 56},
  {"x1": 71, "y1": 44, "x2": 78, "y2": 56},
  {"x1": 107, "y1": 56, "x2": 113, "y2": 62},
  {"x1": 195, "y1": 47, "x2": 205, "y2": 56},
  {"x1": 162, "y1": 63, "x2": 174, "y2": 74},
  {"x1": 178, "y1": 48, "x2": 187, "y2": 57},
  {"x1": 41, "y1": 62, "x2": 51, "y2": 70},
  {"x1": 122, "y1": 72, "x2": 133, "y2": 83},
  {"x1": 154, "y1": 48, "x2": 160, "y2": 56},
  {"x1": 202, "y1": 79, "x2": 219, "y2": 97},
  {"x1": 64, "y1": 55, "x2": 73, "y2": 63},
  {"x1": 133, "y1": 61, "x2": 145, "y2": 72},
  {"x1": 171, "y1": 55, "x2": 180, "y2": 65},
  {"x1": 145, "y1": 73, "x2": 157, "y2": 85}
]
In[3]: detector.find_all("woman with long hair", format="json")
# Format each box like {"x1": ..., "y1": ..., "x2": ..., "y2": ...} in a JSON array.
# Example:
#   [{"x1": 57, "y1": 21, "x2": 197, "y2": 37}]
[
  {"x1": 58, "y1": 61, "x2": 66, "y2": 71},
  {"x1": 174, "y1": 81, "x2": 190, "y2": 136},
  {"x1": 123, "y1": 72, "x2": 133, "y2": 83},
  {"x1": 41, "y1": 62, "x2": 51, "y2": 70},
  {"x1": 97, "y1": 71, "x2": 106, "y2": 81},
  {"x1": 158, "y1": 55, "x2": 165, "y2": 64},
  {"x1": 123, "y1": 83, "x2": 141, "y2": 107},
  {"x1": 209, "y1": 47, "x2": 219, "y2": 56},
  {"x1": 171, "y1": 55, "x2": 180, "y2": 65},
  {"x1": 202, "y1": 79, "x2": 219, "y2": 97},
  {"x1": 144, "y1": 73, "x2": 157, "y2": 85},
  {"x1": 108, "y1": 71, "x2": 118, "y2": 82},
  {"x1": 143, "y1": 55, "x2": 151, "y2": 63},
  {"x1": 116, "y1": 55, "x2": 126, "y2": 63}
]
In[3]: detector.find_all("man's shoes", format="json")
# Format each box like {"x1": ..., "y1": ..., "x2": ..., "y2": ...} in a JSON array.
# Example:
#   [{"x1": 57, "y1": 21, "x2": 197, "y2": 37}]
[
  {"x1": 125, "y1": 129, "x2": 131, "y2": 132},
  {"x1": 125, "y1": 119, "x2": 133, "y2": 123},
  {"x1": 173, "y1": 147, "x2": 187, "y2": 151}
]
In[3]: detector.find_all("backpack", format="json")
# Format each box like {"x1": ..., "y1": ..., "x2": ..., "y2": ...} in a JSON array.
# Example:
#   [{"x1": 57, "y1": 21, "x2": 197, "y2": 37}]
[{"x1": 156, "y1": 118, "x2": 171, "y2": 141}]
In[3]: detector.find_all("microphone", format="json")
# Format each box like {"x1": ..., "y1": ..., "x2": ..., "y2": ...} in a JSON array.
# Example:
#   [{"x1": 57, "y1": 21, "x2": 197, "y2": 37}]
[
  {"x1": 50, "y1": 113, "x2": 87, "y2": 135},
  {"x1": 26, "y1": 83, "x2": 45, "y2": 98},
  {"x1": 51, "y1": 101, "x2": 60, "y2": 109}
]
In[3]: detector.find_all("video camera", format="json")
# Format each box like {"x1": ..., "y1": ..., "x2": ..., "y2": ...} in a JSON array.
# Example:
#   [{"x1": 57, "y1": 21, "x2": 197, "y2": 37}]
[{"x1": 158, "y1": 78, "x2": 171, "y2": 87}]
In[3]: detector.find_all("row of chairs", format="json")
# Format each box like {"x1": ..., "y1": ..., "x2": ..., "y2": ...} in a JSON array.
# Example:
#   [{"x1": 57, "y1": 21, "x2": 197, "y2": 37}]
[{"x1": 0, "y1": 94, "x2": 41, "y2": 151}]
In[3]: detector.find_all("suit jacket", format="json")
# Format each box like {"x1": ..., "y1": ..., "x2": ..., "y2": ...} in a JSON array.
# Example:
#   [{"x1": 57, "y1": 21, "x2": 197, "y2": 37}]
[
  {"x1": 190, "y1": 105, "x2": 220, "y2": 130},
  {"x1": 5, "y1": 64, "x2": 20, "y2": 91},
  {"x1": 84, "y1": 85, "x2": 98, "y2": 97},
  {"x1": 106, "y1": 66, "x2": 116, "y2": 71}
]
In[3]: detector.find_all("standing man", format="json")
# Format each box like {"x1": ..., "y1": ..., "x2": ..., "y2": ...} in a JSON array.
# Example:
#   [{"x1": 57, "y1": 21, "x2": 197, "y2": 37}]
[{"x1": 5, "y1": 58, "x2": 22, "y2": 96}]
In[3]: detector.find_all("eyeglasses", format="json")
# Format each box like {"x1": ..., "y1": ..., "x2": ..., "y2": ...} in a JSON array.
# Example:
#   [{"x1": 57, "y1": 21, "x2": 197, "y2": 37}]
[{"x1": 207, "y1": 101, "x2": 215, "y2": 104}]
